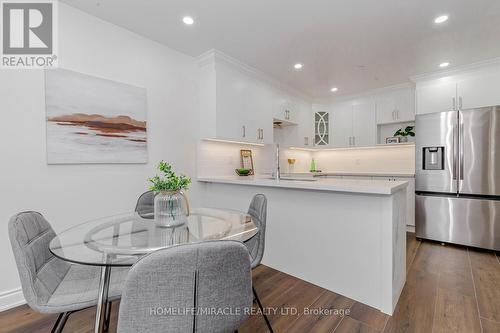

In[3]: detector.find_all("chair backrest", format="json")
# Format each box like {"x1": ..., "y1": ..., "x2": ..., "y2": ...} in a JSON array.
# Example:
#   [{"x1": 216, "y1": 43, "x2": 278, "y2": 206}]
[
  {"x1": 8, "y1": 212, "x2": 70, "y2": 312},
  {"x1": 135, "y1": 191, "x2": 155, "y2": 217},
  {"x1": 117, "y1": 241, "x2": 252, "y2": 333},
  {"x1": 245, "y1": 194, "x2": 267, "y2": 268}
]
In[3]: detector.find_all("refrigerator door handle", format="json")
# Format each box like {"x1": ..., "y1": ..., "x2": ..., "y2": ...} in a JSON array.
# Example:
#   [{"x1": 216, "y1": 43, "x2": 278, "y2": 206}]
[
  {"x1": 452, "y1": 123, "x2": 458, "y2": 180},
  {"x1": 459, "y1": 121, "x2": 464, "y2": 181}
]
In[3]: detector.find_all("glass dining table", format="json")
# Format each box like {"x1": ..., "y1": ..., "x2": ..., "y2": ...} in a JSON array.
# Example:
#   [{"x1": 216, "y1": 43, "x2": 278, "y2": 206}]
[{"x1": 49, "y1": 208, "x2": 258, "y2": 333}]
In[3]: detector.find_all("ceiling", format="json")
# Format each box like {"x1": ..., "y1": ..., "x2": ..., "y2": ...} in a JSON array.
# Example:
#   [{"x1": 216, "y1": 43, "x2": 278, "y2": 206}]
[{"x1": 62, "y1": 0, "x2": 500, "y2": 101}]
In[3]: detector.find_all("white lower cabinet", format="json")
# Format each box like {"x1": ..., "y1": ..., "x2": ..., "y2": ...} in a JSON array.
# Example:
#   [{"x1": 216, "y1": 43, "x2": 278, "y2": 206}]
[
  {"x1": 373, "y1": 176, "x2": 415, "y2": 227},
  {"x1": 325, "y1": 175, "x2": 415, "y2": 226}
]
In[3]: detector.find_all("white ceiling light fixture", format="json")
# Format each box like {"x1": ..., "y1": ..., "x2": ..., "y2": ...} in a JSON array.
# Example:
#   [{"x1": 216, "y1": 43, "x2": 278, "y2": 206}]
[
  {"x1": 330, "y1": 87, "x2": 338, "y2": 92},
  {"x1": 182, "y1": 16, "x2": 194, "y2": 25},
  {"x1": 434, "y1": 15, "x2": 449, "y2": 24},
  {"x1": 294, "y1": 63, "x2": 303, "y2": 70},
  {"x1": 439, "y1": 62, "x2": 450, "y2": 68}
]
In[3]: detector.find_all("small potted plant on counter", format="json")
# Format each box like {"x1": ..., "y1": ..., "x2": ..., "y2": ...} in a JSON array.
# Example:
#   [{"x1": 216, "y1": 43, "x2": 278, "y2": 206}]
[
  {"x1": 149, "y1": 161, "x2": 191, "y2": 227},
  {"x1": 394, "y1": 126, "x2": 415, "y2": 142}
]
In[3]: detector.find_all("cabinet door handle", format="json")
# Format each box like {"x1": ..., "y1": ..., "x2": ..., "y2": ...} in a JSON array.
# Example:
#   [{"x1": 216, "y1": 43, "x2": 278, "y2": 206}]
[
  {"x1": 261, "y1": 129, "x2": 264, "y2": 140},
  {"x1": 396, "y1": 110, "x2": 399, "y2": 119},
  {"x1": 257, "y1": 129, "x2": 261, "y2": 140},
  {"x1": 452, "y1": 97, "x2": 456, "y2": 110},
  {"x1": 392, "y1": 110, "x2": 395, "y2": 120},
  {"x1": 242, "y1": 125, "x2": 246, "y2": 138},
  {"x1": 353, "y1": 136, "x2": 356, "y2": 146},
  {"x1": 459, "y1": 96, "x2": 463, "y2": 110},
  {"x1": 304, "y1": 137, "x2": 309, "y2": 146}
]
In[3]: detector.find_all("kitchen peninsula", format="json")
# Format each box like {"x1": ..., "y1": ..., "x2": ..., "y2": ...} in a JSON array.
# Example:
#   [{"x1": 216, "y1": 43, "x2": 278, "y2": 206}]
[{"x1": 198, "y1": 175, "x2": 408, "y2": 315}]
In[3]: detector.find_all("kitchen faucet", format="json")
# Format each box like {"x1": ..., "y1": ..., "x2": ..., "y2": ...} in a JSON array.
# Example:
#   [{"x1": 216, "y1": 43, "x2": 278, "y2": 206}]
[{"x1": 275, "y1": 143, "x2": 281, "y2": 181}]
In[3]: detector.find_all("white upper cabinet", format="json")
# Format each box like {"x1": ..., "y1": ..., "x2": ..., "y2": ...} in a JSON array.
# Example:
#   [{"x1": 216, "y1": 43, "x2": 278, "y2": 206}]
[
  {"x1": 330, "y1": 99, "x2": 377, "y2": 148},
  {"x1": 415, "y1": 65, "x2": 500, "y2": 114},
  {"x1": 376, "y1": 87, "x2": 415, "y2": 123},
  {"x1": 416, "y1": 80, "x2": 456, "y2": 114},
  {"x1": 352, "y1": 100, "x2": 377, "y2": 147},
  {"x1": 457, "y1": 72, "x2": 500, "y2": 110},
  {"x1": 275, "y1": 99, "x2": 297, "y2": 123},
  {"x1": 331, "y1": 102, "x2": 353, "y2": 148},
  {"x1": 214, "y1": 64, "x2": 273, "y2": 143},
  {"x1": 277, "y1": 102, "x2": 313, "y2": 148},
  {"x1": 199, "y1": 51, "x2": 307, "y2": 145}
]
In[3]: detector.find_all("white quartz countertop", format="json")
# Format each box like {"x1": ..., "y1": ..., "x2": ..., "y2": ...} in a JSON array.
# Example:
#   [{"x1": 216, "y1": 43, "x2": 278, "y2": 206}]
[
  {"x1": 198, "y1": 176, "x2": 408, "y2": 195},
  {"x1": 287, "y1": 172, "x2": 415, "y2": 178}
]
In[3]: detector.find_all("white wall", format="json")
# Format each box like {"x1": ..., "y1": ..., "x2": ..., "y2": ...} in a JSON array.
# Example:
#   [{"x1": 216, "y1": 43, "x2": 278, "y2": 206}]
[{"x1": 0, "y1": 3, "x2": 200, "y2": 310}]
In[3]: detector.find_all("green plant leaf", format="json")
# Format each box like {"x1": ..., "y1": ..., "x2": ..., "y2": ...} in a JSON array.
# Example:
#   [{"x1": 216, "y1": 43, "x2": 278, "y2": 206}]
[{"x1": 149, "y1": 161, "x2": 191, "y2": 193}]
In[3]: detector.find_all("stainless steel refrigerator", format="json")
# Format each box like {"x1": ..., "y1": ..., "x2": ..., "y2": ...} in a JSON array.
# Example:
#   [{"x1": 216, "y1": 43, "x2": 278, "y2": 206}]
[{"x1": 415, "y1": 106, "x2": 500, "y2": 250}]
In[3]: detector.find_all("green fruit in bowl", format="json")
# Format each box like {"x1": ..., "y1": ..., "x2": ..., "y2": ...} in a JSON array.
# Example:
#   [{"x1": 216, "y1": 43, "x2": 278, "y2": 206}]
[{"x1": 237, "y1": 168, "x2": 251, "y2": 175}]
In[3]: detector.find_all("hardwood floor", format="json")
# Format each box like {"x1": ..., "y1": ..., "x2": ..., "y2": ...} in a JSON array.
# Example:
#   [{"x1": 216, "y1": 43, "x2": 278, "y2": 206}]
[{"x1": 1, "y1": 233, "x2": 499, "y2": 333}]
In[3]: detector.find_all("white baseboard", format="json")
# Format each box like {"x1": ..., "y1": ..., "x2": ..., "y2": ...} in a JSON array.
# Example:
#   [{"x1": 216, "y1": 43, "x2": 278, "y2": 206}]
[
  {"x1": 406, "y1": 225, "x2": 415, "y2": 233},
  {"x1": 0, "y1": 288, "x2": 26, "y2": 312}
]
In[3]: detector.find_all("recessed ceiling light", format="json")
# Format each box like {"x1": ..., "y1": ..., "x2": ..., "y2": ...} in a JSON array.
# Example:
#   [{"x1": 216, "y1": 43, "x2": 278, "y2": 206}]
[
  {"x1": 434, "y1": 15, "x2": 449, "y2": 24},
  {"x1": 294, "y1": 63, "x2": 303, "y2": 70},
  {"x1": 330, "y1": 87, "x2": 338, "y2": 92},
  {"x1": 439, "y1": 62, "x2": 450, "y2": 68},
  {"x1": 182, "y1": 16, "x2": 194, "y2": 25}
]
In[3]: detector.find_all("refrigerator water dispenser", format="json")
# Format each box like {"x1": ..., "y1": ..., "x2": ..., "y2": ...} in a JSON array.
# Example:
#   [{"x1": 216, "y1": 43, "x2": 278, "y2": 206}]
[{"x1": 423, "y1": 147, "x2": 444, "y2": 170}]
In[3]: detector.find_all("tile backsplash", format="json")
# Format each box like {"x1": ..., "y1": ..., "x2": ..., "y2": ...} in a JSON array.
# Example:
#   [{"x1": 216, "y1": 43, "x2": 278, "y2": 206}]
[
  {"x1": 196, "y1": 140, "x2": 274, "y2": 177},
  {"x1": 313, "y1": 145, "x2": 415, "y2": 174},
  {"x1": 197, "y1": 140, "x2": 415, "y2": 178}
]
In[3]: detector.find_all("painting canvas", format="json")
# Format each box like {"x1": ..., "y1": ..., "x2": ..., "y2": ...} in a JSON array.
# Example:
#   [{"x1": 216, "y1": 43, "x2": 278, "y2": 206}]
[{"x1": 45, "y1": 68, "x2": 147, "y2": 164}]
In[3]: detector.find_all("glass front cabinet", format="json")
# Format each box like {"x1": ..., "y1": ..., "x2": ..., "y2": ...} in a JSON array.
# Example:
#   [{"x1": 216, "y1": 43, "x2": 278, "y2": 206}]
[{"x1": 314, "y1": 111, "x2": 330, "y2": 146}]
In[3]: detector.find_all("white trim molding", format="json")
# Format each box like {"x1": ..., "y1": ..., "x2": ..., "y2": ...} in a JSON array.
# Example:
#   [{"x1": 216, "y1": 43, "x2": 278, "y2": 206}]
[
  {"x1": 410, "y1": 57, "x2": 500, "y2": 83},
  {"x1": 0, "y1": 288, "x2": 25, "y2": 312},
  {"x1": 197, "y1": 49, "x2": 313, "y2": 103},
  {"x1": 329, "y1": 82, "x2": 415, "y2": 104}
]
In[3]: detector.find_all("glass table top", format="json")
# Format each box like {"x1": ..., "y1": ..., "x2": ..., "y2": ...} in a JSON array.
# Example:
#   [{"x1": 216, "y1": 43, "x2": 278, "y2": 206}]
[{"x1": 49, "y1": 208, "x2": 258, "y2": 267}]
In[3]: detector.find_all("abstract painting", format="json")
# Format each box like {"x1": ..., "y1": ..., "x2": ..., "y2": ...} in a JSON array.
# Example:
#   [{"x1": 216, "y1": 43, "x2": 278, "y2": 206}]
[{"x1": 45, "y1": 68, "x2": 147, "y2": 164}]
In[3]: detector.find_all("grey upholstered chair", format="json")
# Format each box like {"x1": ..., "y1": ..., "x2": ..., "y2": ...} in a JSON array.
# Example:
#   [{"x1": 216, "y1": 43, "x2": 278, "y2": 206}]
[
  {"x1": 135, "y1": 190, "x2": 155, "y2": 217},
  {"x1": 244, "y1": 194, "x2": 273, "y2": 332},
  {"x1": 8, "y1": 211, "x2": 128, "y2": 333},
  {"x1": 117, "y1": 241, "x2": 252, "y2": 333}
]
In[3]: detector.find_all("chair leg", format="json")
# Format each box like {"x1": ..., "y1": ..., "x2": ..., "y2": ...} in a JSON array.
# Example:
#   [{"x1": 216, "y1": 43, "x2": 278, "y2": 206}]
[
  {"x1": 51, "y1": 311, "x2": 72, "y2": 333},
  {"x1": 253, "y1": 287, "x2": 274, "y2": 333},
  {"x1": 50, "y1": 313, "x2": 64, "y2": 333},
  {"x1": 104, "y1": 301, "x2": 112, "y2": 332}
]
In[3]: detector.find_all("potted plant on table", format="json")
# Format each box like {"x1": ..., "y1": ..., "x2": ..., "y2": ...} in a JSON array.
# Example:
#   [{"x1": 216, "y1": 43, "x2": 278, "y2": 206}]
[
  {"x1": 394, "y1": 126, "x2": 415, "y2": 142},
  {"x1": 149, "y1": 161, "x2": 191, "y2": 227}
]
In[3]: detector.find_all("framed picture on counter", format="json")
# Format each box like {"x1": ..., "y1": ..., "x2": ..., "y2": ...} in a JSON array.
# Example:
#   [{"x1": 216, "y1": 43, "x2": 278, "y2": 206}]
[
  {"x1": 386, "y1": 137, "x2": 400, "y2": 144},
  {"x1": 240, "y1": 149, "x2": 254, "y2": 175}
]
